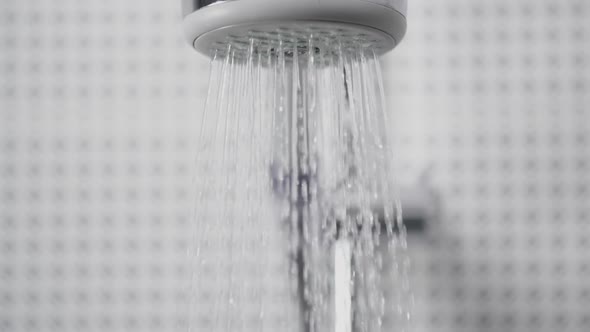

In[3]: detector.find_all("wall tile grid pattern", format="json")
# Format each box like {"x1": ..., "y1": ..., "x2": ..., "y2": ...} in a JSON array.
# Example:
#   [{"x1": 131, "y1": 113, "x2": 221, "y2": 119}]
[{"x1": 1, "y1": 0, "x2": 589, "y2": 331}]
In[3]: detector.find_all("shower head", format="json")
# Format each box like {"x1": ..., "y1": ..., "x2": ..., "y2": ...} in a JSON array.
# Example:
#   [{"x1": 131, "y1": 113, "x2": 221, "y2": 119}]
[{"x1": 181, "y1": 0, "x2": 407, "y2": 56}]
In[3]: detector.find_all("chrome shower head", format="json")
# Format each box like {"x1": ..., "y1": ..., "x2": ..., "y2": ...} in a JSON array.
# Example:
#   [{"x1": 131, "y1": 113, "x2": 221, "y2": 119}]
[{"x1": 181, "y1": 0, "x2": 407, "y2": 56}]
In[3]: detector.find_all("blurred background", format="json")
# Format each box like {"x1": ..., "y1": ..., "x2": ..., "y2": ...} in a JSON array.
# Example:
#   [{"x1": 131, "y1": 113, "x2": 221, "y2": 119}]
[{"x1": 1, "y1": 0, "x2": 589, "y2": 331}]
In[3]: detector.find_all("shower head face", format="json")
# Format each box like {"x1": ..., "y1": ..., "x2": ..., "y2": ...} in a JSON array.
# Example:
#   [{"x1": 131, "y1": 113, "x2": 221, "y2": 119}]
[
  {"x1": 182, "y1": 0, "x2": 407, "y2": 57},
  {"x1": 201, "y1": 21, "x2": 396, "y2": 59}
]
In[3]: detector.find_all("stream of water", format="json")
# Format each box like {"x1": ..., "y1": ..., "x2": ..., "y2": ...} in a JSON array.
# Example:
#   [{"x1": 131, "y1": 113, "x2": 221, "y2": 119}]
[{"x1": 190, "y1": 33, "x2": 412, "y2": 332}]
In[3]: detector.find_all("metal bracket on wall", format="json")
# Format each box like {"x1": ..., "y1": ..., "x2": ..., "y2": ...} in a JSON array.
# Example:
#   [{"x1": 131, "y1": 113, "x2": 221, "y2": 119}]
[{"x1": 397, "y1": 169, "x2": 440, "y2": 233}]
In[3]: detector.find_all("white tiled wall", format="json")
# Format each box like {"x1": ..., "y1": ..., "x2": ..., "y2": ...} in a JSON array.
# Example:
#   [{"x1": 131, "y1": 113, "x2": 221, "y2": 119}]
[
  {"x1": 1, "y1": 0, "x2": 589, "y2": 331},
  {"x1": 386, "y1": 1, "x2": 590, "y2": 331}
]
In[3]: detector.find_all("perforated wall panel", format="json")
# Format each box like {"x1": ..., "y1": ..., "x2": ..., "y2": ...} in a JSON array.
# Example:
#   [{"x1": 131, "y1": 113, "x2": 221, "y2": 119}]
[{"x1": 1, "y1": 0, "x2": 589, "y2": 332}]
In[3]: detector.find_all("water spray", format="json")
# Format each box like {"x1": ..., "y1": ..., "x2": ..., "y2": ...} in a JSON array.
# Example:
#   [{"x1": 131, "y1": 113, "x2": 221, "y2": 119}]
[{"x1": 183, "y1": 1, "x2": 413, "y2": 331}]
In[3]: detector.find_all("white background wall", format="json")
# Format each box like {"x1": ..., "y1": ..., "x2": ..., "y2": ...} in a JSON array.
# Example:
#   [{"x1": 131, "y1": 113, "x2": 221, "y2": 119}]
[{"x1": 1, "y1": 0, "x2": 589, "y2": 331}]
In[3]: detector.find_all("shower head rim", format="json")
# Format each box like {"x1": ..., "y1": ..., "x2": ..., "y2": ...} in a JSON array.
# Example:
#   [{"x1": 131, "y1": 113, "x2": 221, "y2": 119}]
[
  {"x1": 182, "y1": 0, "x2": 407, "y2": 57},
  {"x1": 193, "y1": 20, "x2": 398, "y2": 58}
]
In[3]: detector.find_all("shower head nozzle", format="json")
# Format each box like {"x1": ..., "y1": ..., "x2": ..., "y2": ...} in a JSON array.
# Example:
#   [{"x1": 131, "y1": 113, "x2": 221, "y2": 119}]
[{"x1": 181, "y1": 0, "x2": 407, "y2": 56}]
